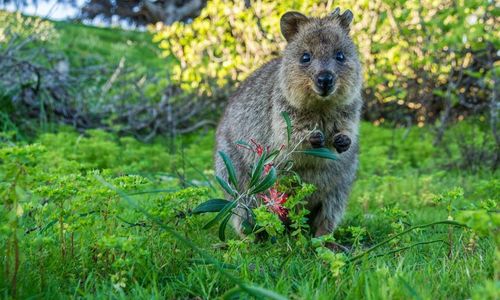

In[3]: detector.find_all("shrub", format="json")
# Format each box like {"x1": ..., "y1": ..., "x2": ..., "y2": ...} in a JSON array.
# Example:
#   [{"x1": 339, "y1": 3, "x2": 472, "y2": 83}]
[{"x1": 152, "y1": 0, "x2": 498, "y2": 125}]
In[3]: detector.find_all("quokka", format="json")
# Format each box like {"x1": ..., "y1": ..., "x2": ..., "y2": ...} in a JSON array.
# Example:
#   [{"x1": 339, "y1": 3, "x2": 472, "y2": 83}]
[{"x1": 215, "y1": 8, "x2": 363, "y2": 237}]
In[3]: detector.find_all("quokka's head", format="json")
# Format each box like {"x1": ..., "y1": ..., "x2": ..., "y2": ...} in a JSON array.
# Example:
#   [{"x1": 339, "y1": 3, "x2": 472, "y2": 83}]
[{"x1": 279, "y1": 8, "x2": 362, "y2": 109}]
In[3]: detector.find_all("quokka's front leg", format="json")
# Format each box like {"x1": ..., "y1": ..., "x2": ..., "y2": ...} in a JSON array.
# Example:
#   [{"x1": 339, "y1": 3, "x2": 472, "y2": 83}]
[
  {"x1": 333, "y1": 132, "x2": 351, "y2": 153},
  {"x1": 331, "y1": 118, "x2": 359, "y2": 154},
  {"x1": 309, "y1": 130, "x2": 325, "y2": 148}
]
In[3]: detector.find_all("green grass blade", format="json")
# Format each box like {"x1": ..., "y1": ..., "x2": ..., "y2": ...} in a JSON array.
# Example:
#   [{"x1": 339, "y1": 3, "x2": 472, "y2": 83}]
[
  {"x1": 348, "y1": 220, "x2": 468, "y2": 263},
  {"x1": 189, "y1": 259, "x2": 238, "y2": 269},
  {"x1": 222, "y1": 286, "x2": 243, "y2": 299},
  {"x1": 398, "y1": 276, "x2": 423, "y2": 300},
  {"x1": 242, "y1": 284, "x2": 289, "y2": 300}
]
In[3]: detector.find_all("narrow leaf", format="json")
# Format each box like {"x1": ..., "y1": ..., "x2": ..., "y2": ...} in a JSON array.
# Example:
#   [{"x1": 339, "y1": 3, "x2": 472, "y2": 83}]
[
  {"x1": 219, "y1": 151, "x2": 238, "y2": 189},
  {"x1": 299, "y1": 148, "x2": 337, "y2": 160},
  {"x1": 249, "y1": 167, "x2": 277, "y2": 195},
  {"x1": 281, "y1": 111, "x2": 292, "y2": 146},
  {"x1": 192, "y1": 199, "x2": 231, "y2": 214},
  {"x1": 249, "y1": 152, "x2": 267, "y2": 189},
  {"x1": 242, "y1": 220, "x2": 258, "y2": 235},
  {"x1": 264, "y1": 149, "x2": 280, "y2": 165},
  {"x1": 242, "y1": 285, "x2": 289, "y2": 300},
  {"x1": 203, "y1": 201, "x2": 237, "y2": 230},
  {"x1": 190, "y1": 259, "x2": 237, "y2": 269},
  {"x1": 222, "y1": 286, "x2": 243, "y2": 299},
  {"x1": 235, "y1": 140, "x2": 252, "y2": 149},
  {"x1": 219, "y1": 214, "x2": 232, "y2": 241},
  {"x1": 216, "y1": 176, "x2": 237, "y2": 197}
]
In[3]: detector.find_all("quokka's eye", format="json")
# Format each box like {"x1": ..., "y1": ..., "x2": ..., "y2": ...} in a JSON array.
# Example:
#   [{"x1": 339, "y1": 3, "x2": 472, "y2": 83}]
[
  {"x1": 300, "y1": 52, "x2": 311, "y2": 64},
  {"x1": 336, "y1": 51, "x2": 345, "y2": 62}
]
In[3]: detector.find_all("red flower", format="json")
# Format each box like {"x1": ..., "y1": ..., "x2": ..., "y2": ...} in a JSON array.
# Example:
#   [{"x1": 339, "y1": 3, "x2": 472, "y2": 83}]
[
  {"x1": 250, "y1": 139, "x2": 265, "y2": 156},
  {"x1": 261, "y1": 188, "x2": 288, "y2": 218},
  {"x1": 263, "y1": 163, "x2": 272, "y2": 175},
  {"x1": 236, "y1": 139, "x2": 280, "y2": 176}
]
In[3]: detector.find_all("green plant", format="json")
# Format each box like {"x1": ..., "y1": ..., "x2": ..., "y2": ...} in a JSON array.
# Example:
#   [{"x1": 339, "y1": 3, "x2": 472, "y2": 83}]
[
  {"x1": 192, "y1": 112, "x2": 335, "y2": 240},
  {"x1": 0, "y1": 122, "x2": 497, "y2": 299}
]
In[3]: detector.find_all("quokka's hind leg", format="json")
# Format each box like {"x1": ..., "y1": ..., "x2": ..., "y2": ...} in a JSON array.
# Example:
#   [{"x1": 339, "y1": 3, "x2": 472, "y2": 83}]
[
  {"x1": 310, "y1": 190, "x2": 348, "y2": 237},
  {"x1": 307, "y1": 200, "x2": 351, "y2": 253}
]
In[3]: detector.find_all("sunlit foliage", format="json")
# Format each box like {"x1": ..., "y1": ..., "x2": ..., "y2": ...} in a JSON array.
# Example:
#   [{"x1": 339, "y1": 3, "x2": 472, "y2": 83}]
[{"x1": 153, "y1": 0, "x2": 498, "y2": 122}]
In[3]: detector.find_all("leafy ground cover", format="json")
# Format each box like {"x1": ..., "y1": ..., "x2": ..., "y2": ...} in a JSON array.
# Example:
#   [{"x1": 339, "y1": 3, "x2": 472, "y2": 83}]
[
  {"x1": 53, "y1": 20, "x2": 164, "y2": 71},
  {"x1": 0, "y1": 122, "x2": 497, "y2": 299}
]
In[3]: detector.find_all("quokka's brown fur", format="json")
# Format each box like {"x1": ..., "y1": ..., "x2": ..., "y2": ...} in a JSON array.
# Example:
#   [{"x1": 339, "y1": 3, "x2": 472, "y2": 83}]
[{"x1": 215, "y1": 8, "x2": 363, "y2": 237}]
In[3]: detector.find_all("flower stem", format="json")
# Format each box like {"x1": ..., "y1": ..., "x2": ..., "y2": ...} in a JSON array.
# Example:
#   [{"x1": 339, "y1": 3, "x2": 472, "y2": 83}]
[
  {"x1": 367, "y1": 239, "x2": 448, "y2": 260},
  {"x1": 348, "y1": 220, "x2": 467, "y2": 263}
]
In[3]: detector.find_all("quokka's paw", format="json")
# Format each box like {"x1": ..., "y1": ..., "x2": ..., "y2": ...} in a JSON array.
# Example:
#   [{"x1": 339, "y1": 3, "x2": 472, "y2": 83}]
[
  {"x1": 309, "y1": 130, "x2": 325, "y2": 148},
  {"x1": 333, "y1": 133, "x2": 351, "y2": 153}
]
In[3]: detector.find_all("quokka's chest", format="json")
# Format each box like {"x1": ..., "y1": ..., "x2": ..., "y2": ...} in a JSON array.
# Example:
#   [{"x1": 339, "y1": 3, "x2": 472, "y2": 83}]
[{"x1": 295, "y1": 115, "x2": 339, "y2": 143}]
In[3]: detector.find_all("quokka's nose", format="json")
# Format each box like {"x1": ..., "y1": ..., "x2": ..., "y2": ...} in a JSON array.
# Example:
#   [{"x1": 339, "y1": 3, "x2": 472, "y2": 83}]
[{"x1": 316, "y1": 71, "x2": 335, "y2": 90}]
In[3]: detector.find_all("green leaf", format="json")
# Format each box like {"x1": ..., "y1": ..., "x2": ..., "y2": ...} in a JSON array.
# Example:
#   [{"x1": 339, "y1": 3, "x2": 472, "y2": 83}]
[
  {"x1": 223, "y1": 284, "x2": 289, "y2": 300},
  {"x1": 219, "y1": 151, "x2": 238, "y2": 189},
  {"x1": 222, "y1": 286, "x2": 243, "y2": 299},
  {"x1": 190, "y1": 259, "x2": 237, "y2": 269},
  {"x1": 264, "y1": 149, "x2": 280, "y2": 165},
  {"x1": 216, "y1": 175, "x2": 237, "y2": 197},
  {"x1": 192, "y1": 199, "x2": 231, "y2": 214},
  {"x1": 219, "y1": 214, "x2": 232, "y2": 241},
  {"x1": 249, "y1": 167, "x2": 277, "y2": 195},
  {"x1": 249, "y1": 152, "x2": 267, "y2": 189},
  {"x1": 242, "y1": 219, "x2": 258, "y2": 235},
  {"x1": 299, "y1": 148, "x2": 337, "y2": 160},
  {"x1": 241, "y1": 284, "x2": 289, "y2": 300},
  {"x1": 281, "y1": 111, "x2": 292, "y2": 146},
  {"x1": 203, "y1": 200, "x2": 237, "y2": 230},
  {"x1": 235, "y1": 140, "x2": 252, "y2": 149}
]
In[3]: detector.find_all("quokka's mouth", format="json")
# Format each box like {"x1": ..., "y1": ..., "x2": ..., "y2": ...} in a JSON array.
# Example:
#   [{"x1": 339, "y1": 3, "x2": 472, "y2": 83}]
[{"x1": 312, "y1": 85, "x2": 337, "y2": 98}]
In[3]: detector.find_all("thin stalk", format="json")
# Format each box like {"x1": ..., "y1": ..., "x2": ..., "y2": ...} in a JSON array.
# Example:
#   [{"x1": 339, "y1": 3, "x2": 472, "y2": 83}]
[
  {"x1": 11, "y1": 235, "x2": 19, "y2": 299},
  {"x1": 274, "y1": 127, "x2": 317, "y2": 170},
  {"x1": 348, "y1": 220, "x2": 467, "y2": 263},
  {"x1": 59, "y1": 211, "x2": 65, "y2": 258},
  {"x1": 367, "y1": 239, "x2": 448, "y2": 260},
  {"x1": 447, "y1": 224, "x2": 453, "y2": 259},
  {"x1": 127, "y1": 188, "x2": 178, "y2": 195}
]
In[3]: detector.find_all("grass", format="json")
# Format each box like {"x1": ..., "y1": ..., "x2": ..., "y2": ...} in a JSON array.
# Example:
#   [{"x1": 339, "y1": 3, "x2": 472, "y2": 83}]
[
  {"x1": 0, "y1": 122, "x2": 497, "y2": 299},
  {"x1": 51, "y1": 20, "x2": 166, "y2": 72}
]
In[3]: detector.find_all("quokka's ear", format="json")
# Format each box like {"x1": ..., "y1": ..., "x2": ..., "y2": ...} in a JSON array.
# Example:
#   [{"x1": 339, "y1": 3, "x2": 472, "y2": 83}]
[
  {"x1": 280, "y1": 11, "x2": 308, "y2": 42},
  {"x1": 330, "y1": 7, "x2": 353, "y2": 31}
]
